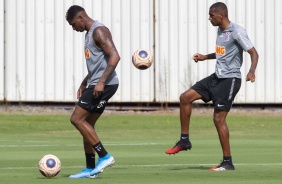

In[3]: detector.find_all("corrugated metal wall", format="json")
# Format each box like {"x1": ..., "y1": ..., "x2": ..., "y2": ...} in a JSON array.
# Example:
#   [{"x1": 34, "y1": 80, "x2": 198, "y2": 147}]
[
  {"x1": 0, "y1": 0, "x2": 3, "y2": 100},
  {"x1": 155, "y1": 0, "x2": 282, "y2": 103},
  {"x1": 1, "y1": 0, "x2": 282, "y2": 103},
  {"x1": 3, "y1": 0, "x2": 154, "y2": 102}
]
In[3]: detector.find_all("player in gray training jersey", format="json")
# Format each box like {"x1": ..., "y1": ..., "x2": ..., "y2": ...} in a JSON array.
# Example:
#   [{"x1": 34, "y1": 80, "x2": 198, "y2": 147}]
[
  {"x1": 166, "y1": 2, "x2": 259, "y2": 171},
  {"x1": 66, "y1": 5, "x2": 119, "y2": 179},
  {"x1": 85, "y1": 21, "x2": 119, "y2": 86},
  {"x1": 215, "y1": 22, "x2": 254, "y2": 79}
]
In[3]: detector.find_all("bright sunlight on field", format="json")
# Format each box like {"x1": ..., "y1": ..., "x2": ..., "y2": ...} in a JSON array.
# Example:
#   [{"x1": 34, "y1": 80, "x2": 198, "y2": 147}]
[{"x1": 0, "y1": 106, "x2": 282, "y2": 184}]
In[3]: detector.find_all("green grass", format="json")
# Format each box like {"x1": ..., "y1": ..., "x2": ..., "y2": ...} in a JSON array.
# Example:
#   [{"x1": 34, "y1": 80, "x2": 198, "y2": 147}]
[{"x1": 0, "y1": 110, "x2": 282, "y2": 184}]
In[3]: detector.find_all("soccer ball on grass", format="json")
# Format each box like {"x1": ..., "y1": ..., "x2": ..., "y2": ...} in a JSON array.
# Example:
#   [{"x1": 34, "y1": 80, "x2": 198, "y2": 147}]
[{"x1": 38, "y1": 154, "x2": 61, "y2": 178}]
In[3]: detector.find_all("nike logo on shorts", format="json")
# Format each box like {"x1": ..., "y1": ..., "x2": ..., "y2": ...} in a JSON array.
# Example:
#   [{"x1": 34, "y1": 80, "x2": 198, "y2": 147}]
[{"x1": 80, "y1": 100, "x2": 88, "y2": 104}]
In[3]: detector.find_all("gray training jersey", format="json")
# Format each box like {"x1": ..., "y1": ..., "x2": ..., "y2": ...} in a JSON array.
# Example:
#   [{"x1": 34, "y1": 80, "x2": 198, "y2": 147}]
[
  {"x1": 215, "y1": 22, "x2": 254, "y2": 78},
  {"x1": 84, "y1": 21, "x2": 119, "y2": 87}
]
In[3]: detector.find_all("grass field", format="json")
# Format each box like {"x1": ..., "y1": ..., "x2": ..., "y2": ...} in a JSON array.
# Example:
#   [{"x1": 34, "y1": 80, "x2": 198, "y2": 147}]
[{"x1": 0, "y1": 107, "x2": 282, "y2": 184}]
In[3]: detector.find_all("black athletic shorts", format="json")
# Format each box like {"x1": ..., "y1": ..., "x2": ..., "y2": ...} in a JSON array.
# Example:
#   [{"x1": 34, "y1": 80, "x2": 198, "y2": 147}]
[
  {"x1": 191, "y1": 73, "x2": 241, "y2": 111},
  {"x1": 77, "y1": 84, "x2": 118, "y2": 114}
]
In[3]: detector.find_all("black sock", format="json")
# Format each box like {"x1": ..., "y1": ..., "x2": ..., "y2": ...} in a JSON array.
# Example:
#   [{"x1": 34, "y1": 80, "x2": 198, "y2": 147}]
[
  {"x1": 180, "y1": 134, "x2": 189, "y2": 141},
  {"x1": 93, "y1": 141, "x2": 108, "y2": 158},
  {"x1": 223, "y1": 156, "x2": 232, "y2": 163},
  {"x1": 85, "y1": 153, "x2": 95, "y2": 169}
]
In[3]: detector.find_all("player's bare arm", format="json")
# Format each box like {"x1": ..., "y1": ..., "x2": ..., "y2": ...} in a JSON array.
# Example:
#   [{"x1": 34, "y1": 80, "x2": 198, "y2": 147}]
[
  {"x1": 192, "y1": 53, "x2": 216, "y2": 62},
  {"x1": 246, "y1": 47, "x2": 259, "y2": 82},
  {"x1": 77, "y1": 75, "x2": 88, "y2": 99},
  {"x1": 93, "y1": 27, "x2": 120, "y2": 96}
]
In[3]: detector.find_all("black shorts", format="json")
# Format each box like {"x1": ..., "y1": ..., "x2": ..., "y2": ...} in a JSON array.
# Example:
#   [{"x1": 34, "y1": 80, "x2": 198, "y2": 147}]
[
  {"x1": 77, "y1": 84, "x2": 118, "y2": 114},
  {"x1": 191, "y1": 73, "x2": 241, "y2": 111}
]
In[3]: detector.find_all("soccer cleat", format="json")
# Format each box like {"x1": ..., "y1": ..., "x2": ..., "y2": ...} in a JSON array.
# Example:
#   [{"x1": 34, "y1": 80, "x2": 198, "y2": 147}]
[
  {"x1": 69, "y1": 168, "x2": 98, "y2": 178},
  {"x1": 89, "y1": 154, "x2": 115, "y2": 178},
  {"x1": 209, "y1": 161, "x2": 235, "y2": 171},
  {"x1": 166, "y1": 140, "x2": 192, "y2": 154}
]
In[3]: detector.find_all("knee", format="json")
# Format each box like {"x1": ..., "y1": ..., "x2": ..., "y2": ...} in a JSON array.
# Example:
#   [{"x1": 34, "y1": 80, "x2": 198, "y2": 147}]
[
  {"x1": 213, "y1": 116, "x2": 219, "y2": 124},
  {"x1": 179, "y1": 93, "x2": 189, "y2": 105},
  {"x1": 213, "y1": 115, "x2": 226, "y2": 126},
  {"x1": 213, "y1": 111, "x2": 228, "y2": 124},
  {"x1": 70, "y1": 115, "x2": 79, "y2": 127}
]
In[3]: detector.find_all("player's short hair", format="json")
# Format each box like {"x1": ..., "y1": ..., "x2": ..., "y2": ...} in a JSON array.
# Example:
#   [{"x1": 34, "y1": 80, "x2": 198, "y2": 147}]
[
  {"x1": 66, "y1": 5, "x2": 85, "y2": 21},
  {"x1": 210, "y1": 2, "x2": 228, "y2": 17}
]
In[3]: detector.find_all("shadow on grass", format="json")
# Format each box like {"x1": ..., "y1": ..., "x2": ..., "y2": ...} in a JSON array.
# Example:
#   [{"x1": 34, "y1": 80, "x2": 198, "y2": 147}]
[{"x1": 169, "y1": 166, "x2": 210, "y2": 171}]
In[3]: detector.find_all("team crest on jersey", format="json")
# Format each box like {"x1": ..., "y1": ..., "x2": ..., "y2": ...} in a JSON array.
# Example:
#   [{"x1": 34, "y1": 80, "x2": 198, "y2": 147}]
[
  {"x1": 85, "y1": 36, "x2": 90, "y2": 45},
  {"x1": 216, "y1": 45, "x2": 226, "y2": 55},
  {"x1": 85, "y1": 30, "x2": 93, "y2": 45},
  {"x1": 85, "y1": 49, "x2": 90, "y2": 59},
  {"x1": 224, "y1": 32, "x2": 231, "y2": 42}
]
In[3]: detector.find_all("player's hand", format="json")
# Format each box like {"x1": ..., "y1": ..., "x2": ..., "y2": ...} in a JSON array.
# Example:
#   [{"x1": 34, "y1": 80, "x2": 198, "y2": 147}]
[
  {"x1": 192, "y1": 53, "x2": 207, "y2": 62},
  {"x1": 77, "y1": 85, "x2": 86, "y2": 99},
  {"x1": 246, "y1": 72, "x2": 255, "y2": 82},
  {"x1": 93, "y1": 82, "x2": 105, "y2": 97}
]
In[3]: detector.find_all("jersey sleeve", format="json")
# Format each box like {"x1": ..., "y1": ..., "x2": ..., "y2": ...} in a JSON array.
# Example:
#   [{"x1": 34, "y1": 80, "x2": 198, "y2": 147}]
[{"x1": 233, "y1": 26, "x2": 254, "y2": 52}]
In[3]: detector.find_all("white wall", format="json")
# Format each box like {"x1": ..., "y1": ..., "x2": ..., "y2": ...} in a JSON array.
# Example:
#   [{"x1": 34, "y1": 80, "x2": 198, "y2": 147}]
[
  {"x1": 0, "y1": 0, "x2": 4, "y2": 100},
  {"x1": 1, "y1": 0, "x2": 282, "y2": 103},
  {"x1": 155, "y1": 0, "x2": 282, "y2": 103}
]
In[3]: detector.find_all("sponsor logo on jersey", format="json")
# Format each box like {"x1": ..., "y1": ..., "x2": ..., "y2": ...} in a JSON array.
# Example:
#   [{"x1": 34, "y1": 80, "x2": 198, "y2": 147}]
[
  {"x1": 85, "y1": 49, "x2": 90, "y2": 59},
  {"x1": 215, "y1": 45, "x2": 226, "y2": 55}
]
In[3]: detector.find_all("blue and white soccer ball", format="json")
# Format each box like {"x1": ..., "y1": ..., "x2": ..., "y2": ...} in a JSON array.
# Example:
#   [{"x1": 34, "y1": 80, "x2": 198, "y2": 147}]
[
  {"x1": 38, "y1": 154, "x2": 61, "y2": 178},
  {"x1": 132, "y1": 49, "x2": 153, "y2": 70}
]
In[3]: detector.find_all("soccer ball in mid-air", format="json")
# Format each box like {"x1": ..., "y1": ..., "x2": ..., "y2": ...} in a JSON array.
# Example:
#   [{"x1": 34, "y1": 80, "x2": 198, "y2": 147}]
[
  {"x1": 132, "y1": 49, "x2": 153, "y2": 70},
  {"x1": 38, "y1": 154, "x2": 61, "y2": 178}
]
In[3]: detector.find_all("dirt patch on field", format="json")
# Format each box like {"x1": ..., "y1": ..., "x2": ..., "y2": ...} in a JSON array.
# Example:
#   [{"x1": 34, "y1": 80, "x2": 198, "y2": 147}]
[
  {"x1": 0, "y1": 104, "x2": 281, "y2": 117},
  {"x1": 0, "y1": 105, "x2": 74, "y2": 115}
]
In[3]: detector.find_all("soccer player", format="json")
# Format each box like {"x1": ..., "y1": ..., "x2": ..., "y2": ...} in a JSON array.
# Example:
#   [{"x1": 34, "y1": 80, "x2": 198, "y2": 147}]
[
  {"x1": 166, "y1": 2, "x2": 258, "y2": 171},
  {"x1": 65, "y1": 5, "x2": 120, "y2": 178}
]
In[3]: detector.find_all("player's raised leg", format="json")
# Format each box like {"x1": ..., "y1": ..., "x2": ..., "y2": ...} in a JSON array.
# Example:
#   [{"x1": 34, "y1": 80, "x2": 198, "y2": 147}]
[{"x1": 166, "y1": 89, "x2": 202, "y2": 154}]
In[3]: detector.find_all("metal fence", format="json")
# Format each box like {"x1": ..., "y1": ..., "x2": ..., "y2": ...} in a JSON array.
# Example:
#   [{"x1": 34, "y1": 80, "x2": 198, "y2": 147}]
[{"x1": 1, "y1": 0, "x2": 281, "y2": 104}]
